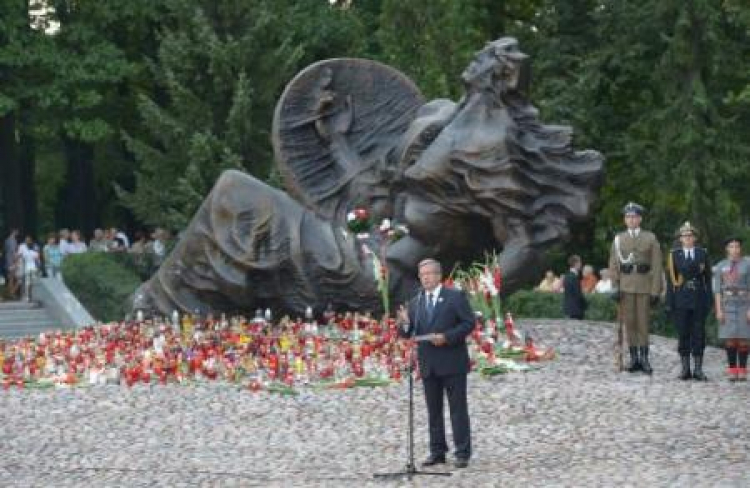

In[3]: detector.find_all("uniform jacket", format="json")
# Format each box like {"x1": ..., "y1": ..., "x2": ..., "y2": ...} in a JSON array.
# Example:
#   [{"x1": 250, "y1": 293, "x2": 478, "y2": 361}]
[
  {"x1": 608, "y1": 229, "x2": 664, "y2": 295},
  {"x1": 399, "y1": 286, "x2": 475, "y2": 378},
  {"x1": 665, "y1": 247, "x2": 712, "y2": 312}
]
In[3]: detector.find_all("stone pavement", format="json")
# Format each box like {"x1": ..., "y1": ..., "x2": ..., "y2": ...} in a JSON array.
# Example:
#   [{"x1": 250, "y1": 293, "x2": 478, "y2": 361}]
[{"x1": 1, "y1": 319, "x2": 749, "y2": 487}]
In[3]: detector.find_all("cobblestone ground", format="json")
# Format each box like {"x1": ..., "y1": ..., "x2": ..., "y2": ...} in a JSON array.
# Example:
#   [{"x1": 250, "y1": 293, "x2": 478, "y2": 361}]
[{"x1": 1, "y1": 320, "x2": 749, "y2": 487}]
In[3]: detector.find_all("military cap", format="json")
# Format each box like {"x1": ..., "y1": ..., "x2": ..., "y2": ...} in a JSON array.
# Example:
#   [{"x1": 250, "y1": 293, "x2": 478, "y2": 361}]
[
  {"x1": 621, "y1": 202, "x2": 644, "y2": 216},
  {"x1": 723, "y1": 236, "x2": 743, "y2": 247},
  {"x1": 676, "y1": 221, "x2": 698, "y2": 237}
]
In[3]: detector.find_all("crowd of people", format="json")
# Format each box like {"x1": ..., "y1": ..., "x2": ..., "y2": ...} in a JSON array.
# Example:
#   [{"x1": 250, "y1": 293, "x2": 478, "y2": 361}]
[
  {"x1": 1, "y1": 227, "x2": 173, "y2": 301},
  {"x1": 536, "y1": 264, "x2": 614, "y2": 295}
]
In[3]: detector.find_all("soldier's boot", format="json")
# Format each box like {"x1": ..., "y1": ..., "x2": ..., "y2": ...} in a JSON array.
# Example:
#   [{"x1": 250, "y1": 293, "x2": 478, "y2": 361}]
[
  {"x1": 726, "y1": 347, "x2": 738, "y2": 381},
  {"x1": 737, "y1": 348, "x2": 749, "y2": 382},
  {"x1": 627, "y1": 347, "x2": 641, "y2": 373},
  {"x1": 692, "y1": 354, "x2": 707, "y2": 381},
  {"x1": 678, "y1": 355, "x2": 692, "y2": 381},
  {"x1": 640, "y1": 346, "x2": 653, "y2": 375}
]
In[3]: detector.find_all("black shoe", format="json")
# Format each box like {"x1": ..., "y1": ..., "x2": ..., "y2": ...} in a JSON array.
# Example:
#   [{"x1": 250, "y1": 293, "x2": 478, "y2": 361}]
[
  {"x1": 692, "y1": 355, "x2": 708, "y2": 381},
  {"x1": 640, "y1": 346, "x2": 653, "y2": 375},
  {"x1": 679, "y1": 355, "x2": 692, "y2": 380},
  {"x1": 422, "y1": 455, "x2": 446, "y2": 467},
  {"x1": 454, "y1": 458, "x2": 469, "y2": 468},
  {"x1": 627, "y1": 347, "x2": 641, "y2": 373}
]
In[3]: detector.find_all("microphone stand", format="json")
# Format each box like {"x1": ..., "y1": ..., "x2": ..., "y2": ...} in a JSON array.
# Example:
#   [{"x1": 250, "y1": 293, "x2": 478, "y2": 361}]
[{"x1": 374, "y1": 292, "x2": 451, "y2": 480}]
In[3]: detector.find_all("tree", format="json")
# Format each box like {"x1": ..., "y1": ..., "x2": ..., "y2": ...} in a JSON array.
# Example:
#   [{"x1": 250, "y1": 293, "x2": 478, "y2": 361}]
[
  {"x1": 581, "y1": 0, "x2": 750, "y2": 251},
  {"x1": 0, "y1": 0, "x2": 42, "y2": 234},
  {"x1": 119, "y1": 0, "x2": 368, "y2": 229}
]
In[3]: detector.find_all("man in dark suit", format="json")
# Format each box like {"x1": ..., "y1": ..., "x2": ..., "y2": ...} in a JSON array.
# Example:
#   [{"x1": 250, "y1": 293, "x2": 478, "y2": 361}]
[
  {"x1": 563, "y1": 255, "x2": 587, "y2": 320},
  {"x1": 666, "y1": 222, "x2": 713, "y2": 380},
  {"x1": 396, "y1": 258, "x2": 475, "y2": 469}
]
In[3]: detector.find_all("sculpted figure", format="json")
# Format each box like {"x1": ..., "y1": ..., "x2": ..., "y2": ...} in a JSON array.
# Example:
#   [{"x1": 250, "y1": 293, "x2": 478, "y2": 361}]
[{"x1": 134, "y1": 37, "x2": 604, "y2": 317}]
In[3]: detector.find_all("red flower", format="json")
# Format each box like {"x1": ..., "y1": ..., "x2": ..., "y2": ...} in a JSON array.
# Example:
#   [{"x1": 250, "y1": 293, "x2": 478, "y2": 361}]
[
  {"x1": 493, "y1": 268, "x2": 503, "y2": 294},
  {"x1": 353, "y1": 207, "x2": 369, "y2": 220}
]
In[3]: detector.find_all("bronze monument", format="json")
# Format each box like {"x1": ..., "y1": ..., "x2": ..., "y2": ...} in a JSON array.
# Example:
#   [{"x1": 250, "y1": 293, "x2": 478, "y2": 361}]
[{"x1": 134, "y1": 38, "x2": 604, "y2": 318}]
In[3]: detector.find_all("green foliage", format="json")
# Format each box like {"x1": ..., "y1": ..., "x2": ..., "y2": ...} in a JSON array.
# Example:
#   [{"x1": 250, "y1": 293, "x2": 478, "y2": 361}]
[
  {"x1": 61, "y1": 253, "x2": 142, "y2": 322},
  {"x1": 2, "y1": 0, "x2": 749, "y2": 268},
  {"x1": 505, "y1": 289, "x2": 719, "y2": 345},
  {"x1": 119, "y1": 0, "x2": 367, "y2": 229}
]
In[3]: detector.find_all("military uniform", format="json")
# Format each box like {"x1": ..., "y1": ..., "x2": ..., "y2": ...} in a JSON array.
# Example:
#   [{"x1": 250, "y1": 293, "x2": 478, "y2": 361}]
[
  {"x1": 609, "y1": 202, "x2": 663, "y2": 373},
  {"x1": 665, "y1": 222, "x2": 712, "y2": 380}
]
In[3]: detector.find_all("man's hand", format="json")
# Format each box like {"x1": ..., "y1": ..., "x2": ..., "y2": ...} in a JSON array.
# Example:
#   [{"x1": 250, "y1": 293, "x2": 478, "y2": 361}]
[
  {"x1": 650, "y1": 295, "x2": 660, "y2": 307},
  {"x1": 716, "y1": 309, "x2": 725, "y2": 324},
  {"x1": 431, "y1": 333, "x2": 447, "y2": 346}
]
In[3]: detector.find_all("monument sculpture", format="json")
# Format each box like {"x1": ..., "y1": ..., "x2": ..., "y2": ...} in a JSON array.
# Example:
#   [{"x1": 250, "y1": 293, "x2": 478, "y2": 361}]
[{"x1": 133, "y1": 37, "x2": 604, "y2": 318}]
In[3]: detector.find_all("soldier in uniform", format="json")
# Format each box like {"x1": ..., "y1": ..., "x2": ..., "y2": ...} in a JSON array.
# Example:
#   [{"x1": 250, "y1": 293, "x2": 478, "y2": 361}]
[
  {"x1": 665, "y1": 222, "x2": 712, "y2": 380},
  {"x1": 713, "y1": 237, "x2": 750, "y2": 381},
  {"x1": 609, "y1": 202, "x2": 663, "y2": 374}
]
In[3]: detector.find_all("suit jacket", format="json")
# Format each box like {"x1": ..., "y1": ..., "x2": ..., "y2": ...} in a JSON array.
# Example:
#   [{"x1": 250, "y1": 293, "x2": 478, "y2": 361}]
[
  {"x1": 608, "y1": 229, "x2": 663, "y2": 296},
  {"x1": 666, "y1": 247, "x2": 713, "y2": 313},
  {"x1": 398, "y1": 286, "x2": 475, "y2": 378},
  {"x1": 563, "y1": 271, "x2": 587, "y2": 317}
]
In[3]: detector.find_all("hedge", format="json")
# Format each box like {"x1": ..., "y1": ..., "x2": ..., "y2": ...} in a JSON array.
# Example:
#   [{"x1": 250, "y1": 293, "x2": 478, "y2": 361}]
[
  {"x1": 61, "y1": 252, "x2": 143, "y2": 323},
  {"x1": 504, "y1": 290, "x2": 719, "y2": 346},
  {"x1": 58, "y1": 252, "x2": 720, "y2": 346}
]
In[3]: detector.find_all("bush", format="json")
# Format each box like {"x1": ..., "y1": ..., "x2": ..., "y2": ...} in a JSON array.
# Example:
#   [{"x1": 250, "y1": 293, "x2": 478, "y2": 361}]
[
  {"x1": 61, "y1": 253, "x2": 142, "y2": 323},
  {"x1": 503, "y1": 289, "x2": 719, "y2": 346}
]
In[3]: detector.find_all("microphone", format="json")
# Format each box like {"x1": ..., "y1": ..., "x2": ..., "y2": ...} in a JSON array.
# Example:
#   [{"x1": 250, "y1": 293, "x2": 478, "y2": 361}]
[
  {"x1": 411, "y1": 288, "x2": 425, "y2": 338},
  {"x1": 400, "y1": 286, "x2": 424, "y2": 336}
]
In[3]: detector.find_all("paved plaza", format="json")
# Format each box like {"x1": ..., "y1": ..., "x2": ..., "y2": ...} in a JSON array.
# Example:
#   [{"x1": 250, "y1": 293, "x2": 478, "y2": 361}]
[{"x1": 1, "y1": 319, "x2": 748, "y2": 487}]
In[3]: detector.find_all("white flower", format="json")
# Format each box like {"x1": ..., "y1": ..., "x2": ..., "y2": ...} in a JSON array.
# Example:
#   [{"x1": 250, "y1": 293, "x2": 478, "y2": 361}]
[
  {"x1": 479, "y1": 269, "x2": 498, "y2": 296},
  {"x1": 379, "y1": 218, "x2": 392, "y2": 232},
  {"x1": 346, "y1": 211, "x2": 356, "y2": 222}
]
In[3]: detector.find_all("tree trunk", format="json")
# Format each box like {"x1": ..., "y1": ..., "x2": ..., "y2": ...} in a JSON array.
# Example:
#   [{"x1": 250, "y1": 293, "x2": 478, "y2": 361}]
[
  {"x1": 58, "y1": 136, "x2": 98, "y2": 238},
  {"x1": 18, "y1": 105, "x2": 37, "y2": 235},
  {"x1": 0, "y1": 112, "x2": 26, "y2": 232}
]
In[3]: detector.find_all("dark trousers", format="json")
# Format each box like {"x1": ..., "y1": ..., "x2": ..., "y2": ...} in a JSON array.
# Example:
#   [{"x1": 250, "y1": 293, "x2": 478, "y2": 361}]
[
  {"x1": 422, "y1": 373, "x2": 471, "y2": 460},
  {"x1": 673, "y1": 308, "x2": 706, "y2": 356}
]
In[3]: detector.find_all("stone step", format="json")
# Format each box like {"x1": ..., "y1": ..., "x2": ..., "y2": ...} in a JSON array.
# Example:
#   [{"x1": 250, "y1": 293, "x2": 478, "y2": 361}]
[
  {"x1": 0, "y1": 309, "x2": 56, "y2": 321},
  {"x1": 0, "y1": 300, "x2": 43, "y2": 311},
  {"x1": 0, "y1": 300, "x2": 68, "y2": 338}
]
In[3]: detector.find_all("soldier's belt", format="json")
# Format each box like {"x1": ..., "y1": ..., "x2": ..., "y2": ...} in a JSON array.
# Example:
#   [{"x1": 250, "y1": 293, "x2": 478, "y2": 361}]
[
  {"x1": 620, "y1": 264, "x2": 651, "y2": 274},
  {"x1": 681, "y1": 279, "x2": 704, "y2": 290},
  {"x1": 723, "y1": 289, "x2": 748, "y2": 297}
]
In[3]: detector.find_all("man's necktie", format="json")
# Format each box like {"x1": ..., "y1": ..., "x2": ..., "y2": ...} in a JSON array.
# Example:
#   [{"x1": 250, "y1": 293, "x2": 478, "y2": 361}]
[{"x1": 426, "y1": 293, "x2": 434, "y2": 319}]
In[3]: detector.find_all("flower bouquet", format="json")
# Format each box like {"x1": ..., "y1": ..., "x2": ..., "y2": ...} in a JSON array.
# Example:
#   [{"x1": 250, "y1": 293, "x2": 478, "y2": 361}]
[{"x1": 346, "y1": 207, "x2": 371, "y2": 235}]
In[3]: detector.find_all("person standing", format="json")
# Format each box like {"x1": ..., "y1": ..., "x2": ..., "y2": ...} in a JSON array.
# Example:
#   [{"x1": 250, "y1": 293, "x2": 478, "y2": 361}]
[
  {"x1": 42, "y1": 233, "x2": 63, "y2": 280},
  {"x1": 17, "y1": 235, "x2": 40, "y2": 301},
  {"x1": 595, "y1": 268, "x2": 614, "y2": 294},
  {"x1": 609, "y1": 202, "x2": 664, "y2": 374},
  {"x1": 88, "y1": 229, "x2": 109, "y2": 252},
  {"x1": 713, "y1": 237, "x2": 750, "y2": 381},
  {"x1": 665, "y1": 222, "x2": 712, "y2": 380},
  {"x1": 563, "y1": 255, "x2": 587, "y2": 320},
  {"x1": 396, "y1": 258, "x2": 474, "y2": 469},
  {"x1": 580, "y1": 264, "x2": 599, "y2": 294}
]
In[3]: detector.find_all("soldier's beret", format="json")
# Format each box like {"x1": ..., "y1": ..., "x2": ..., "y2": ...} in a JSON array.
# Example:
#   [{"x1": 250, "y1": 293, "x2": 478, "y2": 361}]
[
  {"x1": 723, "y1": 236, "x2": 743, "y2": 247},
  {"x1": 676, "y1": 221, "x2": 698, "y2": 237},
  {"x1": 621, "y1": 202, "x2": 644, "y2": 216}
]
